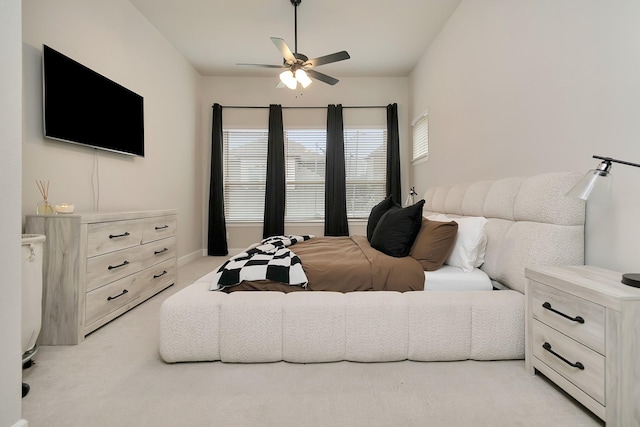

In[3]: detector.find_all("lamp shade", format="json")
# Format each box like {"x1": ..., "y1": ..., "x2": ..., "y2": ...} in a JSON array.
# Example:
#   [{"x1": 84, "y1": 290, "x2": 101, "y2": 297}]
[
  {"x1": 295, "y1": 69, "x2": 312, "y2": 88},
  {"x1": 279, "y1": 70, "x2": 297, "y2": 90},
  {"x1": 566, "y1": 168, "x2": 612, "y2": 204}
]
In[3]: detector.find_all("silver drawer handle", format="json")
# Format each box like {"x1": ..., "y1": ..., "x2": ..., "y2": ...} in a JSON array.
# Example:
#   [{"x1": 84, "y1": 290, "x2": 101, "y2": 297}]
[
  {"x1": 542, "y1": 302, "x2": 585, "y2": 324},
  {"x1": 542, "y1": 342, "x2": 584, "y2": 370}
]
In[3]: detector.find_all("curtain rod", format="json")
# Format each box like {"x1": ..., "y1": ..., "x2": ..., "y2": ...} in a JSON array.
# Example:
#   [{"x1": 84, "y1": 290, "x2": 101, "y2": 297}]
[{"x1": 215, "y1": 105, "x2": 388, "y2": 109}]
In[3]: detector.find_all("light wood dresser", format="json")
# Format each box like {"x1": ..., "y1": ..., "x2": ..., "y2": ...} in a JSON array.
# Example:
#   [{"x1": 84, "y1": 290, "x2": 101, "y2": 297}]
[
  {"x1": 25, "y1": 209, "x2": 177, "y2": 345},
  {"x1": 525, "y1": 265, "x2": 640, "y2": 426}
]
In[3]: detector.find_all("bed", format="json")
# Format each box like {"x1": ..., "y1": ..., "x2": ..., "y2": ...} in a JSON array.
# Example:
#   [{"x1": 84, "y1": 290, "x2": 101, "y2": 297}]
[{"x1": 160, "y1": 172, "x2": 585, "y2": 363}]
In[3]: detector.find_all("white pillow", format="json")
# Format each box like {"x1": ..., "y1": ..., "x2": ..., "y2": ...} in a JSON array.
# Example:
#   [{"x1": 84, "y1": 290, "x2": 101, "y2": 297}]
[{"x1": 427, "y1": 214, "x2": 488, "y2": 272}]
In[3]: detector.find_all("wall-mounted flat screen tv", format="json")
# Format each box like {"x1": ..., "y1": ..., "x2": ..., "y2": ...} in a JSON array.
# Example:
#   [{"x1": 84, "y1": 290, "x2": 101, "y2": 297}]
[{"x1": 42, "y1": 44, "x2": 145, "y2": 157}]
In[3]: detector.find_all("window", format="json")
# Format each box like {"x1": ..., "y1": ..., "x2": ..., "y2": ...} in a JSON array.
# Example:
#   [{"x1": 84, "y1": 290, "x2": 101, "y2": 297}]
[
  {"x1": 284, "y1": 129, "x2": 326, "y2": 221},
  {"x1": 412, "y1": 112, "x2": 429, "y2": 162},
  {"x1": 223, "y1": 128, "x2": 387, "y2": 222},
  {"x1": 344, "y1": 129, "x2": 387, "y2": 218},
  {"x1": 223, "y1": 130, "x2": 269, "y2": 221}
]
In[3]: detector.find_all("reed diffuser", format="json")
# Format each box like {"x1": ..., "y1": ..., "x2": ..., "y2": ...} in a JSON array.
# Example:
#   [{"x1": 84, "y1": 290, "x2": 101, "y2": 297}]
[{"x1": 36, "y1": 180, "x2": 55, "y2": 215}]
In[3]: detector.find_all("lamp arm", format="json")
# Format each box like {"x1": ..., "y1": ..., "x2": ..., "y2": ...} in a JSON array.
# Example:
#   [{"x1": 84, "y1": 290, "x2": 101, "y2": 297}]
[{"x1": 593, "y1": 155, "x2": 640, "y2": 169}]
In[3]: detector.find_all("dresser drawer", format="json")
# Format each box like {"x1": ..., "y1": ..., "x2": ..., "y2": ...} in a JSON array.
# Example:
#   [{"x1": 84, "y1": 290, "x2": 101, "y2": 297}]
[
  {"x1": 86, "y1": 236, "x2": 177, "y2": 292},
  {"x1": 532, "y1": 320, "x2": 605, "y2": 405},
  {"x1": 85, "y1": 258, "x2": 176, "y2": 325},
  {"x1": 530, "y1": 281, "x2": 605, "y2": 354},
  {"x1": 87, "y1": 219, "x2": 144, "y2": 257},
  {"x1": 142, "y1": 215, "x2": 176, "y2": 243}
]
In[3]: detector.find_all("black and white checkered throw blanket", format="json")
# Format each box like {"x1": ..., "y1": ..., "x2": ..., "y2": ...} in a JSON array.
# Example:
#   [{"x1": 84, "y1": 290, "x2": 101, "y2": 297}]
[{"x1": 210, "y1": 235, "x2": 313, "y2": 291}]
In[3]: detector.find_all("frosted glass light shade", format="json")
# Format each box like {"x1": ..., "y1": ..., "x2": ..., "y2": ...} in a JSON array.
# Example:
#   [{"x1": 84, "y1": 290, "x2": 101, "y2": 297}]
[
  {"x1": 279, "y1": 70, "x2": 297, "y2": 90},
  {"x1": 295, "y1": 69, "x2": 312, "y2": 88}
]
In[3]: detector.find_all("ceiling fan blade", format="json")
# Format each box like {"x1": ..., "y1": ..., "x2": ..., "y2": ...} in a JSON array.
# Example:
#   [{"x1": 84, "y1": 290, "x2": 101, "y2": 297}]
[
  {"x1": 305, "y1": 51, "x2": 350, "y2": 68},
  {"x1": 306, "y1": 69, "x2": 339, "y2": 85},
  {"x1": 236, "y1": 63, "x2": 287, "y2": 69},
  {"x1": 270, "y1": 37, "x2": 296, "y2": 63}
]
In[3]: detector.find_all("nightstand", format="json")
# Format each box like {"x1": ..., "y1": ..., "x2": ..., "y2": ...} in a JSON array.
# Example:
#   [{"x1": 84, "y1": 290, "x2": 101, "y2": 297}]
[{"x1": 525, "y1": 265, "x2": 640, "y2": 426}]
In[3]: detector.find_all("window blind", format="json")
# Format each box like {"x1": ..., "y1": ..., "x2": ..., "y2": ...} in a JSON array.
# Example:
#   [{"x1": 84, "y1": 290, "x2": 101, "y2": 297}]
[
  {"x1": 223, "y1": 129, "x2": 268, "y2": 221},
  {"x1": 344, "y1": 129, "x2": 387, "y2": 218},
  {"x1": 284, "y1": 129, "x2": 327, "y2": 221},
  {"x1": 223, "y1": 128, "x2": 387, "y2": 222},
  {"x1": 412, "y1": 113, "x2": 429, "y2": 161}
]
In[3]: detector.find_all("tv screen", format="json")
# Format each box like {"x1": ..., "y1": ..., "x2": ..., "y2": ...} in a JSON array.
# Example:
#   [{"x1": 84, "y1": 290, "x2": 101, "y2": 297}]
[{"x1": 42, "y1": 45, "x2": 145, "y2": 157}]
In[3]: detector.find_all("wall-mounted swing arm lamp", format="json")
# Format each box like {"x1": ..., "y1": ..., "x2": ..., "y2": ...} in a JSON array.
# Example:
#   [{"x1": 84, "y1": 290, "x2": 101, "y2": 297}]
[{"x1": 567, "y1": 154, "x2": 640, "y2": 288}]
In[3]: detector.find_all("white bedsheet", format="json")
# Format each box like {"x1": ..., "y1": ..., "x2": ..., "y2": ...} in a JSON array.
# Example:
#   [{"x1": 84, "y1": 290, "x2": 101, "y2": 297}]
[{"x1": 424, "y1": 265, "x2": 493, "y2": 291}]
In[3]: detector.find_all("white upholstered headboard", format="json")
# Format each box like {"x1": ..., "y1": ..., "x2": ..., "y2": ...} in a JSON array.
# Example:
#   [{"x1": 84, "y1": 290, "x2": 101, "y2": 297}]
[{"x1": 422, "y1": 172, "x2": 585, "y2": 293}]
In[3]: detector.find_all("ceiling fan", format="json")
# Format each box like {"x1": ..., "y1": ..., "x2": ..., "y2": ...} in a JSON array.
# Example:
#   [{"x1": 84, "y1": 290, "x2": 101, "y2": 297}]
[{"x1": 237, "y1": 0, "x2": 350, "y2": 90}]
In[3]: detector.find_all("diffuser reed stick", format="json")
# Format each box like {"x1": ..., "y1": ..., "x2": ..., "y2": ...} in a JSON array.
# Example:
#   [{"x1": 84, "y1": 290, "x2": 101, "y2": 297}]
[
  {"x1": 36, "y1": 180, "x2": 49, "y2": 202},
  {"x1": 36, "y1": 180, "x2": 54, "y2": 214}
]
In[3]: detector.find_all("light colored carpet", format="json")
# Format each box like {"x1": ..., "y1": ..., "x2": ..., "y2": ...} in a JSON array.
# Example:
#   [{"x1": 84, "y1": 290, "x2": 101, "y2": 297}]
[{"x1": 22, "y1": 256, "x2": 603, "y2": 427}]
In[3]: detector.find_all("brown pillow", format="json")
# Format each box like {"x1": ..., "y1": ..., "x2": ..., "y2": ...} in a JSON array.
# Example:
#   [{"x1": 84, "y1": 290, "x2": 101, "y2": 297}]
[{"x1": 409, "y1": 218, "x2": 459, "y2": 271}]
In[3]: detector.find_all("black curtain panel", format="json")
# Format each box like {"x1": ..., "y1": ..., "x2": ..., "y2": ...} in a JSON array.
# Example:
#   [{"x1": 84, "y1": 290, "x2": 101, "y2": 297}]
[
  {"x1": 207, "y1": 103, "x2": 228, "y2": 256},
  {"x1": 324, "y1": 104, "x2": 349, "y2": 236},
  {"x1": 386, "y1": 103, "x2": 402, "y2": 203},
  {"x1": 263, "y1": 104, "x2": 286, "y2": 239}
]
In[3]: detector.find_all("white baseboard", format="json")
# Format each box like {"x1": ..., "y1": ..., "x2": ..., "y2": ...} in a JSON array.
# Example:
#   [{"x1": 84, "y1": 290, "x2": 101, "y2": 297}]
[
  {"x1": 12, "y1": 419, "x2": 28, "y2": 427},
  {"x1": 178, "y1": 249, "x2": 240, "y2": 267},
  {"x1": 177, "y1": 250, "x2": 203, "y2": 267}
]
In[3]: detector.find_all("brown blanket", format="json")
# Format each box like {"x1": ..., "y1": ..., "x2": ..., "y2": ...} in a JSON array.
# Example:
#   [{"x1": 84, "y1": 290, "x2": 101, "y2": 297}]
[{"x1": 225, "y1": 235, "x2": 425, "y2": 293}]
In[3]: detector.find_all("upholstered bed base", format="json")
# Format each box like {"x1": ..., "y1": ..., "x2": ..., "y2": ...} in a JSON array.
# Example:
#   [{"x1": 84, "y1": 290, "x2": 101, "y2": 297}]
[
  {"x1": 160, "y1": 172, "x2": 585, "y2": 364},
  {"x1": 160, "y1": 280, "x2": 524, "y2": 363}
]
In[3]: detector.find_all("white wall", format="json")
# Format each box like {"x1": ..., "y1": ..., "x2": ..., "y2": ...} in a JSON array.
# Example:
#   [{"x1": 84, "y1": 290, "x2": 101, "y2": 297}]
[
  {"x1": 200, "y1": 76, "x2": 409, "y2": 250},
  {"x1": 409, "y1": 0, "x2": 640, "y2": 273},
  {"x1": 1, "y1": 1, "x2": 25, "y2": 425},
  {"x1": 22, "y1": 0, "x2": 203, "y2": 263}
]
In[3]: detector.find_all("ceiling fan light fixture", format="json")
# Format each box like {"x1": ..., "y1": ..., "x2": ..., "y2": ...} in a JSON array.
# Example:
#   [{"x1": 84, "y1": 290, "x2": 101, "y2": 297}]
[
  {"x1": 295, "y1": 69, "x2": 312, "y2": 88},
  {"x1": 238, "y1": 0, "x2": 349, "y2": 88},
  {"x1": 279, "y1": 70, "x2": 297, "y2": 90}
]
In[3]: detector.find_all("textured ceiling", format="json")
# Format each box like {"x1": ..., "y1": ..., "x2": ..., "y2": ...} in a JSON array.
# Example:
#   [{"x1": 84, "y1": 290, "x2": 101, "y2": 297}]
[{"x1": 129, "y1": 0, "x2": 462, "y2": 77}]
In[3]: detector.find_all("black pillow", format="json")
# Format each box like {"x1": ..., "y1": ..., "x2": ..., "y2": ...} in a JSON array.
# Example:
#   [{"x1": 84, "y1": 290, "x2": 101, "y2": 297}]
[
  {"x1": 366, "y1": 195, "x2": 397, "y2": 242},
  {"x1": 370, "y1": 200, "x2": 426, "y2": 257}
]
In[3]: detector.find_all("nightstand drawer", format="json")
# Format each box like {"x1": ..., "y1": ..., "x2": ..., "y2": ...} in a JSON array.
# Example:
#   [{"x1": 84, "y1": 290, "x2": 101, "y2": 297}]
[
  {"x1": 532, "y1": 320, "x2": 605, "y2": 405},
  {"x1": 530, "y1": 281, "x2": 604, "y2": 354}
]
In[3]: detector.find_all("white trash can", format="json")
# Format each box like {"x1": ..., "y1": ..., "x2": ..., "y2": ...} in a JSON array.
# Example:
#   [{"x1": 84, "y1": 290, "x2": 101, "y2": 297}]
[{"x1": 21, "y1": 233, "x2": 46, "y2": 364}]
